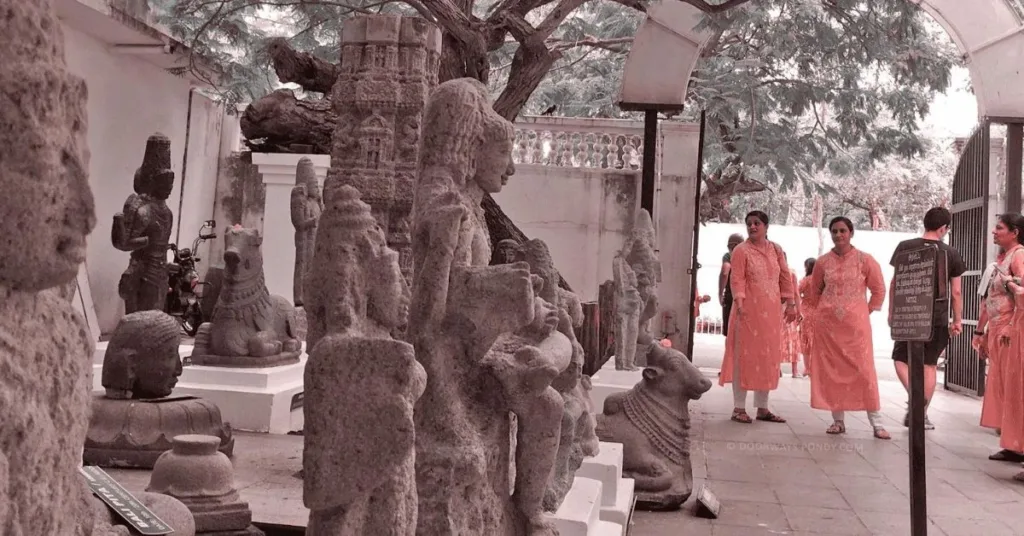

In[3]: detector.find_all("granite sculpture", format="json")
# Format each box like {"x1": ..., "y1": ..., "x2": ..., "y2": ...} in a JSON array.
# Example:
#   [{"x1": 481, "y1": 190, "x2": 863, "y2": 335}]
[
  {"x1": 613, "y1": 210, "x2": 661, "y2": 370},
  {"x1": 302, "y1": 185, "x2": 426, "y2": 535},
  {"x1": 499, "y1": 239, "x2": 601, "y2": 511},
  {"x1": 595, "y1": 342, "x2": 712, "y2": 510},
  {"x1": 191, "y1": 225, "x2": 301, "y2": 367},
  {"x1": 112, "y1": 133, "x2": 175, "y2": 314},
  {"x1": 84, "y1": 310, "x2": 234, "y2": 468},
  {"x1": 410, "y1": 77, "x2": 559, "y2": 536},
  {"x1": 290, "y1": 157, "x2": 322, "y2": 307},
  {"x1": 148, "y1": 435, "x2": 263, "y2": 535},
  {"x1": 325, "y1": 14, "x2": 442, "y2": 281},
  {"x1": 0, "y1": 2, "x2": 193, "y2": 533}
]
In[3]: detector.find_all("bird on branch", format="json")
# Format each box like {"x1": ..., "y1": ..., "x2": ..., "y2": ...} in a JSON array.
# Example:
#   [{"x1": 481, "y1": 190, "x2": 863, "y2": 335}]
[{"x1": 541, "y1": 104, "x2": 557, "y2": 116}]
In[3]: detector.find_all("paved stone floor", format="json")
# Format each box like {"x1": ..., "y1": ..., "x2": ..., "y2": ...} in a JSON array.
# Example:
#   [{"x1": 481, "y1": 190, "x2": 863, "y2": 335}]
[{"x1": 632, "y1": 372, "x2": 1024, "y2": 535}]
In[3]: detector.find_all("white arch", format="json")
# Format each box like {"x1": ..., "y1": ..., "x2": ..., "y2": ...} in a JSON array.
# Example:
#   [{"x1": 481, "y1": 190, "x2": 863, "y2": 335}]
[{"x1": 619, "y1": 0, "x2": 1024, "y2": 118}]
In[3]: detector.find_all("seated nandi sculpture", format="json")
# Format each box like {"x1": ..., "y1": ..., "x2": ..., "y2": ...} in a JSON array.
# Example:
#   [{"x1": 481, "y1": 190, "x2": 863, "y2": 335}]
[{"x1": 191, "y1": 225, "x2": 301, "y2": 367}]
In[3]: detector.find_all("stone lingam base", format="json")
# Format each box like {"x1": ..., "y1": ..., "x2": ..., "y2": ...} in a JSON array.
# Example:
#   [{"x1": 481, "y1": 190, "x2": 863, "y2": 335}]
[{"x1": 93, "y1": 342, "x2": 306, "y2": 434}]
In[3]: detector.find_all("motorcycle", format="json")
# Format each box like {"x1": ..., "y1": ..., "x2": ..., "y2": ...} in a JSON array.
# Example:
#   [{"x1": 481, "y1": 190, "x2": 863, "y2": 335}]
[{"x1": 166, "y1": 220, "x2": 217, "y2": 336}]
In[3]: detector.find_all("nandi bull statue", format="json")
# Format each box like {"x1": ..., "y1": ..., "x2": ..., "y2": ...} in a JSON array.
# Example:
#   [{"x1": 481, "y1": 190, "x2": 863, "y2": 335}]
[
  {"x1": 595, "y1": 340, "x2": 712, "y2": 510},
  {"x1": 191, "y1": 225, "x2": 301, "y2": 367}
]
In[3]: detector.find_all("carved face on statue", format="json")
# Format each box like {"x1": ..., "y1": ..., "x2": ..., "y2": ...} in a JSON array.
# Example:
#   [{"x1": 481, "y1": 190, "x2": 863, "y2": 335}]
[
  {"x1": 366, "y1": 227, "x2": 410, "y2": 329},
  {"x1": 101, "y1": 311, "x2": 184, "y2": 399},
  {"x1": 641, "y1": 344, "x2": 712, "y2": 402},
  {"x1": 473, "y1": 136, "x2": 515, "y2": 194},
  {"x1": 0, "y1": 73, "x2": 95, "y2": 291},
  {"x1": 223, "y1": 226, "x2": 264, "y2": 279}
]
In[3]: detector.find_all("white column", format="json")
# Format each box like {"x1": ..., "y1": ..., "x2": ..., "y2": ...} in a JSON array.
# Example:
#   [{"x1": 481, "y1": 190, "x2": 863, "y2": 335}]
[{"x1": 251, "y1": 153, "x2": 331, "y2": 302}]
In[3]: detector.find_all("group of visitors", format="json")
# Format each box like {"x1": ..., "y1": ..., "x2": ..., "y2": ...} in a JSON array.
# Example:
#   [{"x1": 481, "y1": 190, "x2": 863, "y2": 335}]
[{"x1": 717, "y1": 207, "x2": 970, "y2": 442}]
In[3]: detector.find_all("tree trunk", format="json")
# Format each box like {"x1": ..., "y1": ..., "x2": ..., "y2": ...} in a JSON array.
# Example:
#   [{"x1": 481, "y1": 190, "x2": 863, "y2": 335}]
[{"x1": 240, "y1": 89, "x2": 336, "y2": 154}]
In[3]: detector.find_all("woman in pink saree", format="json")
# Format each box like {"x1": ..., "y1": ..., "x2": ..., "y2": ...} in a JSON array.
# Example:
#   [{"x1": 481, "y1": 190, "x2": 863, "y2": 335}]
[
  {"x1": 975, "y1": 214, "x2": 1024, "y2": 463},
  {"x1": 719, "y1": 211, "x2": 798, "y2": 424},
  {"x1": 804, "y1": 217, "x2": 890, "y2": 439}
]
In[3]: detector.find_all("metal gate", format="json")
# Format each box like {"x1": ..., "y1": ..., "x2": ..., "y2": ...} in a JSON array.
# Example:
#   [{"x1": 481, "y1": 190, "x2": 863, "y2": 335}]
[{"x1": 945, "y1": 122, "x2": 991, "y2": 396}]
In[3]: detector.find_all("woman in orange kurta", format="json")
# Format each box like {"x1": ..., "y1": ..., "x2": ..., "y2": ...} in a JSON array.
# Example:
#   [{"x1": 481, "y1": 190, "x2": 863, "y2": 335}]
[
  {"x1": 719, "y1": 211, "x2": 798, "y2": 424},
  {"x1": 798, "y1": 258, "x2": 817, "y2": 378},
  {"x1": 975, "y1": 214, "x2": 1024, "y2": 463},
  {"x1": 781, "y1": 268, "x2": 803, "y2": 377},
  {"x1": 804, "y1": 217, "x2": 890, "y2": 439}
]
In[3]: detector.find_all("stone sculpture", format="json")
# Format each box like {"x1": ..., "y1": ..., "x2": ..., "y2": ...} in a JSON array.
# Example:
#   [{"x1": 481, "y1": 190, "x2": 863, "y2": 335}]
[
  {"x1": 148, "y1": 435, "x2": 263, "y2": 535},
  {"x1": 191, "y1": 226, "x2": 301, "y2": 367},
  {"x1": 410, "y1": 77, "x2": 560, "y2": 536},
  {"x1": 0, "y1": 2, "x2": 193, "y2": 533},
  {"x1": 595, "y1": 342, "x2": 712, "y2": 510},
  {"x1": 613, "y1": 209, "x2": 661, "y2": 370},
  {"x1": 112, "y1": 132, "x2": 175, "y2": 314},
  {"x1": 326, "y1": 14, "x2": 442, "y2": 282},
  {"x1": 290, "y1": 157, "x2": 322, "y2": 307},
  {"x1": 85, "y1": 310, "x2": 234, "y2": 468},
  {"x1": 302, "y1": 185, "x2": 426, "y2": 534}
]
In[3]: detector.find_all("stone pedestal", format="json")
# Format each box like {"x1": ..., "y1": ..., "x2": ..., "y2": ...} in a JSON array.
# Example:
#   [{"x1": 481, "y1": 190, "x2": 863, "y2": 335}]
[
  {"x1": 578, "y1": 442, "x2": 636, "y2": 534},
  {"x1": 543, "y1": 477, "x2": 624, "y2": 536},
  {"x1": 92, "y1": 342, "x2": 306, "y2": 434},
  {"x1": 251, "y1": 153, "x2": 330, "y2": 300},
  {"x1": 589, "y1": 359, "x2": 642, "y2": 411}
]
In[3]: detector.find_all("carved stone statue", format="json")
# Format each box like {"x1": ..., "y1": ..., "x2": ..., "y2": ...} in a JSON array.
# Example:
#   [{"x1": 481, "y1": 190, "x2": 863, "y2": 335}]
[
  {"x1": 290, "y1": 157, "x2": 322, "y2": 307},
  {"x1": 191, "y1": 226, "x2": 301, "y2": 367},
  {"x1": 499, "y1": 239, "x2": 601, "y2": 512},
  {"x1": 613, "y1": 209, "x2": 661, "y2": 370},
  {"x1": 1, "y1": 3, "x2": 193, "y2": 533},
  {"x1": 595, "y1": 342, "x2": 712, "y2": 510},
  {"x1": 409, "y1": 78, "x2": 559, "y2": 536},
  {"x1": 84, "y1": 310, "x2": 234, "y2": 468},
  {"x1": 112, "y1": 132, "x2": 175, "y2": 314},
  {"x1": 302, "y1": 185, "x2": 426, "y2": 535}
]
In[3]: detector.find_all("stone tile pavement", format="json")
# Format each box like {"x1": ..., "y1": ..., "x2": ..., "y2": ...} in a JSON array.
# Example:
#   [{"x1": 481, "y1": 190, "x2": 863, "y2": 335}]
[{"x1": 632, "y1": 374, "x2": 1024, "y2": 535}]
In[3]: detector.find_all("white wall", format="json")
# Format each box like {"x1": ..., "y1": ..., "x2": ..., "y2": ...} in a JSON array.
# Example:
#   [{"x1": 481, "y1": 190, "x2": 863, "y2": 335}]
[
  {"x1": 63, "y1": 25, "x2": 223, "y2": 334},
  {"x1": 695, "y1": 223, "x2": 918, "y2": 353}
]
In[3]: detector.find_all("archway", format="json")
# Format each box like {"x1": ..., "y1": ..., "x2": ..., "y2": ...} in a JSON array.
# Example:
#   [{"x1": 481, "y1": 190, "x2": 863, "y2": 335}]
[{"x1": 619, "y1": 0, "x2": 1024, "y2": 118}]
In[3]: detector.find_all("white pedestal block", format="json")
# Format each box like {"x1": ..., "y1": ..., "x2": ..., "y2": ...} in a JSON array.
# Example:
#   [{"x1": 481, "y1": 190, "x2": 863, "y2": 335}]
[
  {"x1": 545, "y1": 477, "x2": 623, "y2": 536},
  {"x1": 589, "y1": 359, "x2": 642, "y2": 410},
  {"x1": 92, "y1": 342, "x2": 307, "y2": 435},
  {"x1": 579, "y1": 442, "x2": 635, "y2": 536}
]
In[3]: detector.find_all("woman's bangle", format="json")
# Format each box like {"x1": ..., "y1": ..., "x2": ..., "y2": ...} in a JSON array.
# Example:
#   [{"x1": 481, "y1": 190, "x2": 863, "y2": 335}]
[{"x1": 974, "y1": 330, "x2": 985, "y2": 336}]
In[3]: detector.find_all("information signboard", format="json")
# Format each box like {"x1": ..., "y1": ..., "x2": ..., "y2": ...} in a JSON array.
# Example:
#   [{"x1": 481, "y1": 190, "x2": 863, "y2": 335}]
[
  {"x1": 890, "y1": 246, "x2": 938, "y2": 342},
  {"x1": 80, "y1": 466, "x2": 174, "y2": 535}
]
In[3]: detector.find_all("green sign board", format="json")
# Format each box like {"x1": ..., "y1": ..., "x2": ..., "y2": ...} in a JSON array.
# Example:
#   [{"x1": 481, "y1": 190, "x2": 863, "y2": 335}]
[{"x1": 80, "y1": 466, "x2": 174, "y2": 535}]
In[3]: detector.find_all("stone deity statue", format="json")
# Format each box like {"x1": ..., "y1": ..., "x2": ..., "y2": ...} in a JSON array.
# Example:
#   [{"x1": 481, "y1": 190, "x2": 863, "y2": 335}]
[
  {"x1": 302, "y1": 185, "x2": 425, "y2": 535},
  {"x1": 85, "y1": 310, "x2": 234, "y2": 468},
  {"x1": 409, "y1": 78, "x2": 560, "y2": 536},
  {"x1": 0, "y1": 3, "x2": 193, "y2": 533},
  {"x1": 290, "y1": 157, "x2": 322, "y2": 307},
  {"x1": 112, "y1": 133, "x2": 175, "y2": 314},
  {"x1": 613, "y1": 209, "x2": 661, "y2": 370}
]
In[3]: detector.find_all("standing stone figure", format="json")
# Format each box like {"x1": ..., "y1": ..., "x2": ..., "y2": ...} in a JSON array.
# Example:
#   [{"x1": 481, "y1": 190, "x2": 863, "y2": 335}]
[
  {"x1": 0, "y1": 3, "x2": 194, "y2": 534},
  {"x1": 613, "y1": 256, "x2": 642, "y2": 370},
  {"x1": 409, "y1": 78, "x2": 559, "y2": 536},
  {"x1": 112, "y1": 133, "x2": 175, "y2": 314},
  {"x1": 290, "y1": 157, "x2": 322, "y2": 307},
  {"x1": 613, "y1": 209, "x2": 661, "y2": 370},
  {"x1": 302, "y1": 185, "x2": 426, "y2": 535}
]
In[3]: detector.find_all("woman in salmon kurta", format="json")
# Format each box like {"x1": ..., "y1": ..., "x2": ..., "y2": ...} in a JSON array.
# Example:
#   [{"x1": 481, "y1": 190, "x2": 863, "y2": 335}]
[
  {"x1": 798, "y1": 258, "x2": 817, "y2": 378},
  {"x1": 781, "y1": 268, "x2": 803, "y2": 377},
  {"x1": 803, "y1": 217, "x2": 890, "y2": 439},
  {"x1": 975, "y1": 214, "x2": 1024, "y2": 463},
  {"x1": 719, "y1": 210, "x2": 798, "y2": 424}
]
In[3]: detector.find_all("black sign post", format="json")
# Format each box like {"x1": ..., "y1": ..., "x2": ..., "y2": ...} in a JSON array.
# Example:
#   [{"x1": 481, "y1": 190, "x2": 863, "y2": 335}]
[{"x1": 890, "y1": 245, "x2": 938, "y2": 536}]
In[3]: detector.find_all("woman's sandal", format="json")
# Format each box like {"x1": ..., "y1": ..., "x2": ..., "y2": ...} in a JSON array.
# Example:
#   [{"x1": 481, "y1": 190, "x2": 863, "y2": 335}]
[
  {"x1": 873, "y1": 426, "x2": 891, "y2": 440},
  {"x1": 826, "y1": 421, "x2": 846, "y2": 435},
  {"x1": 756, "y1": 410, "x2": 787, "y2": 423},
  {"x1": 731, "y1": 409, "x2": 753, "y2": 423}
]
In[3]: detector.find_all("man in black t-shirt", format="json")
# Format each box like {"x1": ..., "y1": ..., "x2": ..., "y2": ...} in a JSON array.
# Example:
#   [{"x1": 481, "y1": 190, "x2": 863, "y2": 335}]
[
  {"x1": 888, "y1": 207, "x2": 967, "y2": 430},
  {"x1": 719, "y1": 233, "x2": 744, "y2": 336}
]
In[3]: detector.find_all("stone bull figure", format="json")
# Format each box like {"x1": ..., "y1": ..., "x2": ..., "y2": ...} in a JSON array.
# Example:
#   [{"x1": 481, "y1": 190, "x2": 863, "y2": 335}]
[{"x1": 595, "y1": 341, "x2": 712, "y2": 510}]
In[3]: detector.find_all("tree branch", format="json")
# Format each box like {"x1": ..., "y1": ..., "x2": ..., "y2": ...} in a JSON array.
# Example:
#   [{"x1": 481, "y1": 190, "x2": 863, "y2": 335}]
[
  {"x1": 266, "y1": 37, "x2": 340, "y2": 94},
  {"x1": 675, "y1": 0, "x2": 755, "y2": 14},
  {"x1": 549, "y1": 36, "x2": 633, "y2": 53}
]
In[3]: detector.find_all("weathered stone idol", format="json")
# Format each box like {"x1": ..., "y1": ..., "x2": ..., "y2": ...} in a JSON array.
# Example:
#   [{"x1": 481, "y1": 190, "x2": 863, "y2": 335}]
[
  {"x1": 302, "y1": 185, "x2": 425, "y2": 535},
  {"x1": 290, "y1": 157, "x2": 322, "y2": 307},
  {"x1": 148, "y1": 435, "x2": 263, "y2": 535},
  {"x1": 613, "y1": 209, "x2": 661, "y2": 370},
  {"x1": 112, "y1": 132, "x2": 175, "y2": 314},
  {"x1": 325, "y1": 14, "x2": 442, "y2": 281},
  {"x1": 191, "y1": 225, "x2": 302, "y2": 367},
  {"x1": 85, "y1": 310, "x2": 234, "y2": 468},
  {"x1": 595, "y1": 342, "x2": 712, "y2": 510},
  {"x1": 410, "y1": 77, "x2": 559, "y2": 536},
  {"x1": 0, "y1": 2, "x2": 192, "y2": 533}
]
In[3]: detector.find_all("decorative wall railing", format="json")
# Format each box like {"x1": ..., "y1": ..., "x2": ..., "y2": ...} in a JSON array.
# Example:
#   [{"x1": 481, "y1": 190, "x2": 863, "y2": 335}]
[{"x1": 513, "y1": 116, "x2": 647, "y2": 170}]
